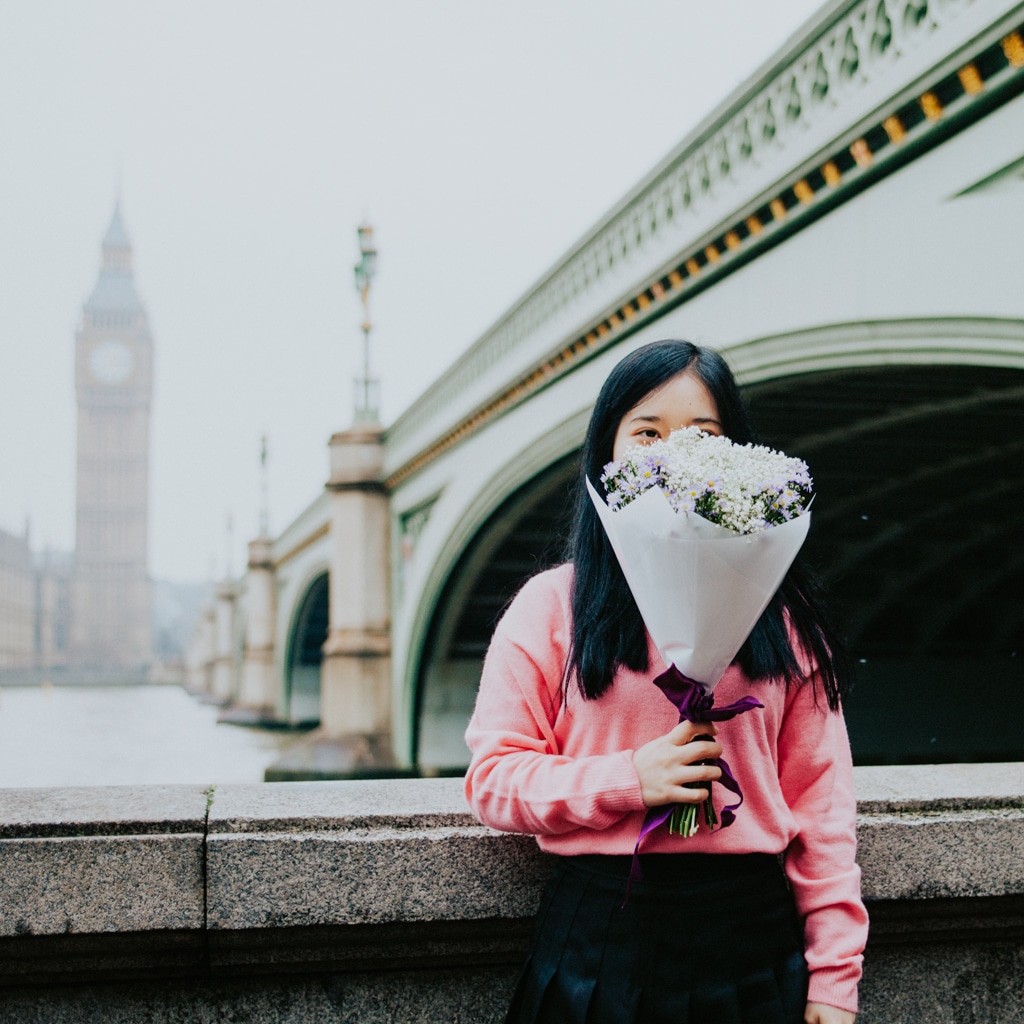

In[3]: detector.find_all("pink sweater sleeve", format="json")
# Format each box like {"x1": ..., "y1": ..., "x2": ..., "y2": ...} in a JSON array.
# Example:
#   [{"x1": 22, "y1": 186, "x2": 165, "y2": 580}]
[
  {"x1": 464, "y1": 574, "x2": 645, "y2": 835},
  {"x1": 777, "y1": 679, "x2": 868, "y2": 1014}
]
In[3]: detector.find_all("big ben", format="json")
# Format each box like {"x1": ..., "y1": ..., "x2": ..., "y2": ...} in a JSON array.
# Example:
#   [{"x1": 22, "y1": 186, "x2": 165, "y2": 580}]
[{"x1": 69, "y1": 202, "x2": 153, "y2": 673}]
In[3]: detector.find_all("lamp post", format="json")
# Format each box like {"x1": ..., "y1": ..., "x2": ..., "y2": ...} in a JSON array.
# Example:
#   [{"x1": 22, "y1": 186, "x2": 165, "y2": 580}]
[{"x1": 353, "y1": 223, "x2": 379, "y2": 423}]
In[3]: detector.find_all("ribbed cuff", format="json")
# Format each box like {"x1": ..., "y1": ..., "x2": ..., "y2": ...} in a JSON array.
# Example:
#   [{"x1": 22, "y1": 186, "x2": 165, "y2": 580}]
[
  {"x1": 807, "y1": 966, "x2": 859, "y2": 1014},
  {"x1": 590, "y1": 750, "x2": 646, "y2": 824}
]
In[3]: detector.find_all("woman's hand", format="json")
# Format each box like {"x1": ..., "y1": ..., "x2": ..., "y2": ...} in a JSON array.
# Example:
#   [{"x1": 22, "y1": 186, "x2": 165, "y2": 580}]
[
  {"x1": 805, "y1": 1003, "x2": 855, "y2": 1023},
  {"x1": 631, "y1": 720, "x2": 722, "y2": 807}
]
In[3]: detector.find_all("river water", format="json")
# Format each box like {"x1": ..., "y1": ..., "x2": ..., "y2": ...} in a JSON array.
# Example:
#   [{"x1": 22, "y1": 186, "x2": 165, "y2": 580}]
[{"x1": 0, "y1": 684, "x2": 300, "y2": 788}]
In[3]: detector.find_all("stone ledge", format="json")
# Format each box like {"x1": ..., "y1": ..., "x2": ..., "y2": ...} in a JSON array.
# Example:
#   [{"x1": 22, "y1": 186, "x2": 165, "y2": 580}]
[
  {"x1": 0, "y1": 929, "x2": 207, "y2": 987},
  {"x1": 0, "y1": 784, "x2": 210, "y2": 942},
  {"x1": 206, "y1": 828, "x2": 550, "y2": 931},
  {"x1": 1, "y1": 766, "x2": 1023, "y2": 942},
  {"x1": 0, "y1": 917, "x2": 534, "y2": 988},
  {"x1": 854, "y1": 762, "x2": 1024, "y2": 813},
  {"x1": 858, "y1": 807, "x2": 1024, "y2": 901},
  {"x1": 0, "y1": 962, "x2": 521, "y2": 1024},
  {"x1": 865, "y1": 893, "x2": 1024, "y2": 944},
  {"x1": 0, "y1": 833, "x2": 205, "y2": 938},
  {"x1": 0, "y1": 784, "x2": 210, "y2": 838},
  {"x1": 208, "y1": 776, "x2": 473, "y2": 833},
  {"x1": 2, "y1": 766, "x2": 1024, "y2": 1021}
]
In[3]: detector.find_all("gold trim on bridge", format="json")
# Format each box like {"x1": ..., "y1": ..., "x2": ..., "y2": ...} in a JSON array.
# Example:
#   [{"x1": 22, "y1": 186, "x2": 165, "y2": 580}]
[
  {"x1": 385, "y1": 26, "x2": 1024, "y2": 492},
  {"x1": 274, "y1": 522, "x2": 330, "y2": 570}
]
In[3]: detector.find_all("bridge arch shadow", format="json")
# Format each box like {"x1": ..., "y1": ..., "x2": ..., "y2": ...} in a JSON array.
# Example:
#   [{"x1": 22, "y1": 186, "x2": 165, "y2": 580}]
[
  {"x1": 285, "y1": 570, "x2": 328, "y2": 725},
  {"x1": 412, "y1": 347, "x2": 1024, "y2": 772},
  {"x1": 746, "y1": 360, "x2": 1024, "y2": 764}
]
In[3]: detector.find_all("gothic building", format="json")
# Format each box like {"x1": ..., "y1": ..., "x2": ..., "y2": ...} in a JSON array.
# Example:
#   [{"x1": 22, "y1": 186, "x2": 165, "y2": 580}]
[{"x1": 68, "y1": 202, "x2": 154, "y2": 673}]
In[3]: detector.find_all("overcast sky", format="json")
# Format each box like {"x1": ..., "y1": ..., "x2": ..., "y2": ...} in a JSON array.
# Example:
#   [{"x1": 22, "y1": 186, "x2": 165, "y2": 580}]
[{"x1": 0, "y1": 0, "x2": 824, "y2": 582}]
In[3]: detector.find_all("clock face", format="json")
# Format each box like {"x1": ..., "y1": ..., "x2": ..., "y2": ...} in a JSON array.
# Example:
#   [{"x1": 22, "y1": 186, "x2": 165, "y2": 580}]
[{"x1": 89, "y1": 338, "x2": 135, "y2": 385}]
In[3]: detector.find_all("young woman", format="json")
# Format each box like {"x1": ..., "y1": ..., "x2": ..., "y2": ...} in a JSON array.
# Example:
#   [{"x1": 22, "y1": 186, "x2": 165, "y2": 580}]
[{"x1": 464, "y1": 340, "x2": 868, "y2": 1024}]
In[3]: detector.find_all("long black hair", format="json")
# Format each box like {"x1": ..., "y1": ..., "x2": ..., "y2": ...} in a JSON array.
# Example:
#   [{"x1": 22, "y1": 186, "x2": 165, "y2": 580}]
[{"x1": 565, "y1": 339, "x2": 849, "y2": 711}]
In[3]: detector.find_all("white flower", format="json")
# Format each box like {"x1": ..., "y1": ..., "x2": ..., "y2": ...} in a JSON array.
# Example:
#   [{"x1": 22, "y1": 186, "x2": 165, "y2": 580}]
[{"x1": 603, "y1": 427, "x2": 812, "y2": 535}]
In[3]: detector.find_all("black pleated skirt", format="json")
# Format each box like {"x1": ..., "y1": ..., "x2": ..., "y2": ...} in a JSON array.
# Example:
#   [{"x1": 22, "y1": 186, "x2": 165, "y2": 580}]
[{"x1": 507, "y1": 853, "x2": 807, "y2": 1024}]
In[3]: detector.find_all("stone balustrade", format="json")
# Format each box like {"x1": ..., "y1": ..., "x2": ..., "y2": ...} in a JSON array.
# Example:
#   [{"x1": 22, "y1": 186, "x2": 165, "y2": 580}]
[{"x1": 2, "y1": 766, "x2": 1023, "y2": 1022}]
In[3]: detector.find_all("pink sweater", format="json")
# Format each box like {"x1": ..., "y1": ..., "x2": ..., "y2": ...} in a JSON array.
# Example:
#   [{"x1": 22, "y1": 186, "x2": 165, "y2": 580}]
[{"x1": 464, "y1": 563, "x2": 867, "y2": 1014}]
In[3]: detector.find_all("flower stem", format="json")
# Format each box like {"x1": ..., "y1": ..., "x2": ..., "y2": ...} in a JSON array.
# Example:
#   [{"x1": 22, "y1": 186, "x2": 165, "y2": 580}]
[{"x1": 671, "y1": 731, "x2": 718, "y2": 838}]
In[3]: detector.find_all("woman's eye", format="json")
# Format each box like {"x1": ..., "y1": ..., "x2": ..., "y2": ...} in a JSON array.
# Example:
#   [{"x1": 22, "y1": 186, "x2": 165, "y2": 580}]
[{"x1": 638, "y1": 428, "x2": 660, "y2": 439}]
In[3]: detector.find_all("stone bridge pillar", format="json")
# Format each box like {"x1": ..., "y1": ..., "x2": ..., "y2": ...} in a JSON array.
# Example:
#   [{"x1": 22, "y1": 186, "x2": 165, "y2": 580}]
[
  {"x1": 184, "y1": 600, "x2": 218, "y2": 696},
  {"x1": 237, "y1": 537, "x2": 276, "y2": 714},
  {"x1": 319, "y1": 425, "x2": 393, "y2": 771},
  {"x1": 198, "y1": 598, "x2": 219, "y2": 696},
  {"x1": 184, "y1": 608, "x2": 208, "y2": 695},
  {"x1": 211, "y1": 580, "x2": 237, "y2": 704}
]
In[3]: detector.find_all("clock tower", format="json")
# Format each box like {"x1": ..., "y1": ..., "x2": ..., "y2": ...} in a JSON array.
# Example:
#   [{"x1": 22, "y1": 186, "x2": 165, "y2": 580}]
[{"x1": 69, "y1": 202, "x2": 154, "y2": 674}]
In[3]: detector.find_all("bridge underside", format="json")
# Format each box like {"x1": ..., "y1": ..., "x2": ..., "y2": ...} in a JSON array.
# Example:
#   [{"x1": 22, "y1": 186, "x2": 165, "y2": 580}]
[
  {"x1": 417, "y1": 362, "x2": 1024, "y2": 771},
  {"x1": 286, "y1": 572, "x2": 328, "y2": 725}
]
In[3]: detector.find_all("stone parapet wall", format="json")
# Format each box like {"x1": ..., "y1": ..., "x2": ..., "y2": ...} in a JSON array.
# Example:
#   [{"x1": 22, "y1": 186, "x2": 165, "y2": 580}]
[{"x1": 1, "y1": 767, "x2": 1023, "y2": 1022}]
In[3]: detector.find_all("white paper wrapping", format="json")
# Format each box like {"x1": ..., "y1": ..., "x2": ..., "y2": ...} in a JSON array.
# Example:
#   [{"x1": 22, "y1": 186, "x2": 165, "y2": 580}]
[{"x1": 587, "y1": 478, "x2": 811, "y2": 692}]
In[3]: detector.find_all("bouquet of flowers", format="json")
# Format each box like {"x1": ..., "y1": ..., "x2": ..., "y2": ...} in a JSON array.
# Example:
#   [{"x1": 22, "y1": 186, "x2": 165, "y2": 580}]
[
  {"x1": 588, "y1": 427, "x2": 813, "y2": 850},
  {"x1": 600, "y1": 426, "x2": 811, "y2": 533}
]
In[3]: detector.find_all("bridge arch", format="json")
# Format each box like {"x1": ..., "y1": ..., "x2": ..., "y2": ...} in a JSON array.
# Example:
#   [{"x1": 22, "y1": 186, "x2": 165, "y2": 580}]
[
  {"x1": 406, "y1": 409, "x2": 589, "y2": 771},
  {"x1": 413, "y1": 453, "x2": 581, "y2": 771},
  {"x1": 407, "y1": 320, "x2": 1024, "y2": 771},
  {"x1": 284, "y1": 569, "x2": 329, "y2": 725},
  {"x1": 726, "y1": 316, "x2": 1024, "y2": 384}
]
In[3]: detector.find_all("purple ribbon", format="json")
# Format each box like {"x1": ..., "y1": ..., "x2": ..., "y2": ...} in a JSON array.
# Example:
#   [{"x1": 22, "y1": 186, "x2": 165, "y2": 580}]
[{"x1": 627, "y1": 665, "x2": 762, "y2": 892}]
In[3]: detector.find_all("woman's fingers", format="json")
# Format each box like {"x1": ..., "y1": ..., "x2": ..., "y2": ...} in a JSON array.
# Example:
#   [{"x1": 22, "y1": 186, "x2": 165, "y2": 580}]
[
  {"x1": 663, "y1": 760, "x2": 723, "y2": 803},
  {"x1": 669, "y1": 784, "x2": 711, "y2": 803},
  {"x1": 670, "y1": 735, "x2": 723, "y2": 764},
  {"x1": 674, "y1": 758, "x2": 723, "y2": 781},
  {"x1": 667, "y1": 719, "x2": 718, "y2": 745},
  {"x1": 631, "y1": 727, "x2": 725, "y2": 807},
  {"x1": 669, "y1": 758, "x2": 722, "y2": 786}
]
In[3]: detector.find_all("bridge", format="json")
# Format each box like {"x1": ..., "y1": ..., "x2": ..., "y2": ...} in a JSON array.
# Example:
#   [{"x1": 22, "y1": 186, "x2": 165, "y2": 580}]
[
  {"x1": 6, "y1": 2, "x2": 1024, "y2": 1018},
  {"x1": 188, "y1": 0, "x2": 1024, "y2": 779}
]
